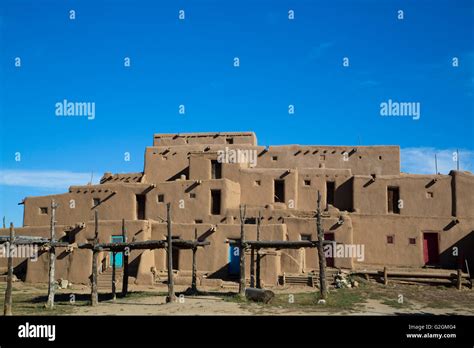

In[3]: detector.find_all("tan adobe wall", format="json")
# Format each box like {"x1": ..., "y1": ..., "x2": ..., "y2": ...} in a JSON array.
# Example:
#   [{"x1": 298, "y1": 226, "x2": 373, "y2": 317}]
[{"x1": 153, "y1": 132, "x2": 257, "y2": 146}]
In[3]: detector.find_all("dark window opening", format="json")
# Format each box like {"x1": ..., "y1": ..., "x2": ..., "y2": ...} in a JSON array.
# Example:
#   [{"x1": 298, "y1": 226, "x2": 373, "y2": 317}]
[
  {"x1": 157, "y1": 194, "x2": 165, "y2": 203},
  {"x1": 326, "y1": 181, "x2": 335, "y2": 207},
  {"x1": 271, "y1": 156, "x2": 278, "y2": 161},
  {"x1": 171, "y1": 241, "x2": 180, "y2": 270},
  {"x1": 274, "y1": 180, "x2": 285, "y2": 203},
  {"x1": 387, "y1": 186, "x2": 400, "y2": 214},
  {"x1": 211, "y1": 190, "x2": 221, "y2": 215},
  {"x1": 301, "y1": 234, "x2": 312, "y2": 241},
  {"x1": 195, "y1": 219, "x2": 203, "y2": 224},
  {"x1": 255, "y1": 180, "x2": 261, "y2": 186},
  {"x1": 189, "y1": 193, "x2": 196, "y2": 199},
  {"x1": 387, "y1": 235, "x2": 394, "y2": 244},
  {"x1": 136, "y1": 194, "x2": 146, "y2": 220},
  {"x1": 211, "y1": 160, "x2": 222, "y2": 179},
  {"x1": 93, "y1": 198, "x2": 100, "y2": 207},
  {"x1": 244, "y1": 217, "x2": 257, "y2": 224},
  {"x1": 226, "y1": 138, "x2": 234, "y2": 144},
  {"x1": 39, "y1": 207, "x2": 48, "y2": 215},
  {"x1": 409, "y1": 238, "x2": 416, "y2": 245},
  {"x1": 304, "y1": 179, "x2": 311, "y2": 186}
]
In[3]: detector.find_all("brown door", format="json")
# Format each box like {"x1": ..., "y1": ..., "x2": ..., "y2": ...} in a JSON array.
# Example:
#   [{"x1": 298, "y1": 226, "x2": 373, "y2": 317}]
[
  {"x1": 324, "y1": 233, "x2": 335, "y2": 267},
  {"x1": 423, "y1": 232, "x2": 439, "y2": 265}
]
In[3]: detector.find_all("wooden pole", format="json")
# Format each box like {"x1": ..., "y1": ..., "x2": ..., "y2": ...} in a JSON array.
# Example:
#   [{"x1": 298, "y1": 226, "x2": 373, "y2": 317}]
[
  {"x1": 112, "y1": 252, "x2": 116, "y2": 301},
  {"x1": 191, "y1": 228, "x2": 198, "y2": 294},
  {"x1": 46, "y1": 200, "x2": 57, "y2": 309},
  {"x1": 250, "y1": 247, "x2": 255, "y2": 288},
  {"x1": 256, "y1": 211, "x2": 261, "y2": 289},
  {"x1": 3, "y1": 223, "x2": 14, "y2": 316},
  {"x1": 166, "y1": 203, "x2": 176, "y2": 303},
  {"x1": 383, "y1": 267, "x2": 388, "y2": 285},
  {"x1": 239, "y1": 204, "x2": 246, "y2": 296},
  {"x1": 121, "y1": 218, "x2": 129, "y2": 297},
  {"x1": 91, "y1": 210, "x2": 99, "y2": 306},
  {"x1": 316, "y1": 191, "x2": 327, "y2": 299},
  {"x1": 456, "y1": 268, "x2": 462, "y2": 290}
]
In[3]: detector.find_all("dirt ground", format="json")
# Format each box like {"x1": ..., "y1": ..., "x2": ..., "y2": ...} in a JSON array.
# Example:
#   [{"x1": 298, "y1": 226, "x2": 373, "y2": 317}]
[{"x1": 1, "y1": 277, "x2": 473, "y2": 316}]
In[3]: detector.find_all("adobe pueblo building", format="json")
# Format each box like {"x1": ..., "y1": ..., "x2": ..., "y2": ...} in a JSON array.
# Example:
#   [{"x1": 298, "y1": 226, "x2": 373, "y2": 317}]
[{"x1": 1, "y1": 132, "x2": 473, "y2": 287}]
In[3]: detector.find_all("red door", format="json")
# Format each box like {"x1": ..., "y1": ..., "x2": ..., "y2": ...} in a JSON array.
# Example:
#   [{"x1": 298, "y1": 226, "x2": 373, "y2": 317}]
[
  {"x1": 324, "y1": 233, "x2": 335, "y2": 267},
  {"x1": 423, "y1": 233, "x2": 439, "y2": 265}
]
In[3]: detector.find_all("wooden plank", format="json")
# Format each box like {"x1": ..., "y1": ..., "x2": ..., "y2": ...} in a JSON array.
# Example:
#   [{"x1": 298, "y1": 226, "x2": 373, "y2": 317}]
[
  {"x1": 46, "y1": 200, "x2": 57, "y2": 309},
  {"x1": 121, "y1": 219, "x2": 129, "y2": 297},
  {"x1": 3, "y1": 223, "x2": 14, "y2": 316},
  {"x1": 166, "y1": 203, "x2": 175, "y2": 303},
  {"x1": 316, "y1": 191, "x2": 327, "y2": 299},
  {"x1": 112, "y1": 252, "x2": 116, "y2": 301},
  {"x1": 91, "y1": 210, "x2": 99, "y2": 306},
  {"x1": 191, "y1": 228, "x2": 198, "y2": 294},
  {"x1": 256, "y1": 212, "x2": 261, "y2": 289},
  {"x1": 239, "y1": 205, "x2": 246, "y2": 296}
]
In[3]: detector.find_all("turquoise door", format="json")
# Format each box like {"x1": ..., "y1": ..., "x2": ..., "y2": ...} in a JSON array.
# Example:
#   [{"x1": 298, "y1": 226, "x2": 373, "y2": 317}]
[
  {"x1": 111, "y1": 236, "x2": 124, "y2": 268},
  {"x1": 228, "y1": 243, "x2": 240, "y2": 275}
]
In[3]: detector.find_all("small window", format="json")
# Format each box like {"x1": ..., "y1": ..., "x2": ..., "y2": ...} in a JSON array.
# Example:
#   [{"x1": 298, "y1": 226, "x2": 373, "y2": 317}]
[
  {"x1": 304, "y1": 179, "x2": 311, "y2": 186},
  {"x1": 301, "y1": 234, "x2": 312, "y2": 241},
  {"x1": 426, "y1": 192, "x2": 433, "y2": 198},
  {"x1": 409, "y1": 238, "x2": 416, "y2": 245},
  {"x1": 195, "y1": 219, "x2": 203, "y2": 224},
  {"x1": 211, "y1": 160, "x2": 222, "y2": 179},
  {"x1": 274, "y1": 180, "x2": 285, "y2": 203},
  {"x1": 39, "y1": 207, "x2": 48, "y2": 215},
  {"x1": 226, "y1": 138, "x2": 234, "y2": 144},
  {"x1": 211, "y1": 190, "x2": 221, "y2": 215},
  {"x1": 387, "y1": 187, "x2": 400, "y2": 214},
  {"x1": 359, "y1": 156, "x2": 362, "y2": 159},
  {"x1": 189, "y1": 193, "x2": 196, "y2": 199},
  {"x1": 93, "y1": 198, "x2": 100, "y2": 207},
  {"x1": 158, "y1": 194, "x2": 165, "y2": 203},
  {"x1": 379, "y1": 156, "x2": 382, "y2": 160},
  {"x1": 320, "y1": 155, "x2": 326, "y2": 161},
  {"x1": 255, "y1": 180, "x2": 261, "y2": 186},
  {"x1": 271, "y1": 156, "x2": 278, "y2": 161},
  {"x1": 244, "y1": 217, "x2": 257, "y2": 224},
  {"x1": 387, "y1": 235, "x2": 394, "y2": 244}
]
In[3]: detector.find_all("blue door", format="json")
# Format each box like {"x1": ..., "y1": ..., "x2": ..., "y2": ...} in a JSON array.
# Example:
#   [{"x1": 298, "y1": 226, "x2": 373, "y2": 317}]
[
  {"x1": 111, "y1": 236, "x2": 124, "y2": 268},
  {"x1": 228, "y1": 243, "x2": 240, "y2": 275}
]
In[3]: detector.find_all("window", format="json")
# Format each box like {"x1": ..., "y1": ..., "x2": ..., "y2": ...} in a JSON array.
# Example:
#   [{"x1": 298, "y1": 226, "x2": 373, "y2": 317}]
[
  {"x1": 387, "y1": 235, "x2": 394, "y2": 244},
  {"x1": 39, "y1": 207, "x2": 48, "y2": 215},
  {"x1": 195, "y1": 219, "x2": 203, "y2": 224},
  {"x1": 244, "y1": 218, "x2": 257, "y2": 224},
  {"x1": 211, "y1": 160, "x2": 222, "y2": 179},
  {"x1": 189, "y1": 193, "x2": 196, "y2": 199},
  {"x1": 157, "y1": 194, "x2": 165, "y2": 203},
  {"x1": 254, "y1": 180, "x2": 261, "y2": 186},
  {"x1": 274, "y1": 180, "x2": 285, "y2": 203},
  {"x1": 93, "y1": 198, "x2": 100, "y2": 207},
  {"x1": 136, "y1": 194, "x2": 146, "y2": 220},
  {"x1": 409, "y1": 238, "x2": 416, "y2": 245},
  {"x1": 379, "y1": 156, "x2": 382, "y2": 160},
  {"x1": 326, "y1": 181, "x2": 335, "y2": 206},
  {"x1": 426, "y1": 192, "x2": 434, "y2": 198},
  {"x1": 226, "y1": 138, "x2": 234, "y2": 144},
  {"x1": 301, "y1": 234, "x2": 312, "y2": 241},
  {"x1": 304, "y1": 179, "x2": 311, "y2": 186},
  {"x1": 211, "y1": 190, "x2": 221, "y2": 215},
  {"x1": 171, "y1": 236, "x2": 180, "y2": 270},
  {"x1": 320, "y1": 155, "x2": 326, "y2": 161},
  {"x1": 271, "y1": 156, "x2": 278, "y2": 161},
  {"x1": 387, "y1": 187, "x2": 400, "y2": 214}
]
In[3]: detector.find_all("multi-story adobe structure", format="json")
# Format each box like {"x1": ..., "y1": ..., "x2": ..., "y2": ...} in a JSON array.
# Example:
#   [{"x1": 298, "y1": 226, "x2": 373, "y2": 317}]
[{"x1": 1, "y1": 132, "x2": 473, "y2": 287}]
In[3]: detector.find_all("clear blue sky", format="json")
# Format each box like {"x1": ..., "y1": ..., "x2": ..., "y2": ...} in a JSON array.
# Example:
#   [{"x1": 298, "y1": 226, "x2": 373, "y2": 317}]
[{"x1": 0, "y1": 0, "x2": 473, "y2": 226}]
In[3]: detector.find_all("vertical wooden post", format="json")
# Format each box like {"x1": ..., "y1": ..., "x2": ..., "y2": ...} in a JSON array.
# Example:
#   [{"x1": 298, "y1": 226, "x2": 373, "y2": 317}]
[
  {"x1": 3, "y1": 223, "x2": 14, "y2": 316},
  {"x1": 316, "y1": 191, "x2": 327, "y2": 299},
  {"x1": 121, "y1": 219, "x2": 129, "y2": 297},
  {"x1": 91, "y1": 210, "x2": 99, "y2": 306},
  {"x1": 256, "y1": 212, "x2": 261, "y2": 289},
  {"x1": 250, "y1": 247, "x2": 255, "y2": 288},
  {"x1": 46, "y1": 200, "x2": 57, "y2": 309},
  {"x1": 112, "y1": 252, "x2": 116, "y2": 301},
  {"x1": 239, "y1": 204, "x2": 246, "y2": 296},
  {"x1": 191, "y1": 228, "x2": 198, "y2": 294},
  {"x1": 456, "y1": 269, "x2": 462, "y2": 290},
  {"x1": 383, "y1": 267, "x2": 388, "y2": 285},
  {"x1": 166, "y1": 203, "x2": 176, "y2": 303}
]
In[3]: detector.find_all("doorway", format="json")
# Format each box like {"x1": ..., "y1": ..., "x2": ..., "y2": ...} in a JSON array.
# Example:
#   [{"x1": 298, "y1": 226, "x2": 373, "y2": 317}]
[
  {"x1": 110, "y1": 235, "x2": 124, "y2": 268},
  {"x1": 423, "y1": 232, "x2": 439, "y2": 265},
  {"x1": 324, "y1": 233, "x2": 335, "y2": 267}
]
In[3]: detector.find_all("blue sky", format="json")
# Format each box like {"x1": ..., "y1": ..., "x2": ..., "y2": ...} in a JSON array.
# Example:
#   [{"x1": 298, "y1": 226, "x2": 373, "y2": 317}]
[{"x1": 0, "y1": 0, "x2": 473, "y2": 226}]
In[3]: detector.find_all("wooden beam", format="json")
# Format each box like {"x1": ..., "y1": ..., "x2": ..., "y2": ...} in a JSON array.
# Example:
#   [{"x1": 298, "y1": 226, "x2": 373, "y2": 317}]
[
  {"x1": 166, "y1": 203, "x2": 175, "y2": 303},
  {"x1": 239, "y1": 204, "x2": 246, "y2": 296},
  {"x1": 250, "y1": 247, "x2": 255, "y2": 288},
  {"x1": 383, "y1": 267, "x2": 388, "y2": 286},
  {"x1": 46, "y1": 200, "x2": 57, "y2": 309},
  {"x1": 3, "y1": 223, "x2": 14, "y2": 316},
  {"x1": 256, "y1": 212, "x2": 261, "y2": 289},
  {"x1": 316, "y1": 191, "x2": 327, "y2": 299},
  {"x1": 191, "y1": 228, "x2": 198, "y2": 294},
  {"x1": 121, "y1": 219, "x2": 129, "y2": 297},
  {"x1": 457, "y1": 269, "x2": 462, "y2": 290},
  {"x1": 112, "y1": 251, "x2": 116, "y2": 301},
  {"x1": 91, "y1": 210, "x2": 99, "y2": 306}
]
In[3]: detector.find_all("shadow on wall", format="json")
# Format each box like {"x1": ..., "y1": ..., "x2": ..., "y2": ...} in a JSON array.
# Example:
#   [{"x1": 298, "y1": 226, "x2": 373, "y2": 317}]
[{"x1": 439, "y1": 230, "x2": 474, "y2": 275}]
